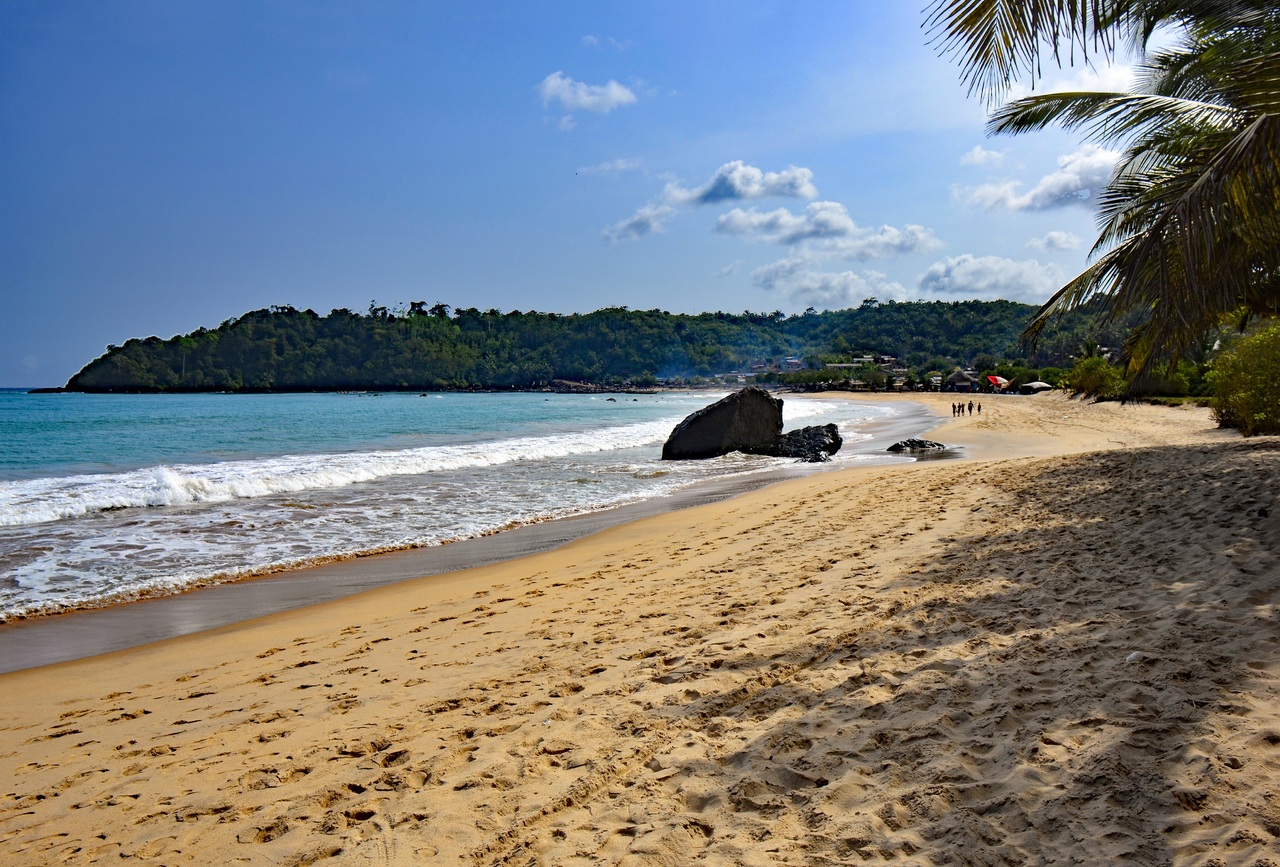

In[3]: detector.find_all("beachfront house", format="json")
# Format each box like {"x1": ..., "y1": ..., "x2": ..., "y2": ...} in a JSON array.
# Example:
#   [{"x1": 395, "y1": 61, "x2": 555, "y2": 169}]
[{"x1": 946, "y1": 369, "x2": 979, "y2": 392}]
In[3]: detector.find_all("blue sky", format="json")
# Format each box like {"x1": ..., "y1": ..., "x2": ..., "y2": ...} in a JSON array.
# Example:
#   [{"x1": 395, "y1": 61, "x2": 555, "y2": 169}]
[{"x1": 1, "y1": 1, "x2": 1131, "y2": 386}]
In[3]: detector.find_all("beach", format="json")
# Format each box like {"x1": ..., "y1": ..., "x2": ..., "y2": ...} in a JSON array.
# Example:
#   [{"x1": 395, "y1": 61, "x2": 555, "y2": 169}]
[{"x1": 2, "y1": 392, "x2": 1277, "y2": 865}]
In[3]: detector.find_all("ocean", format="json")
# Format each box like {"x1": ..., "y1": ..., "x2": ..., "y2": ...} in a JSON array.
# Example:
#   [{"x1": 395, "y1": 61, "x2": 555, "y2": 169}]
[{"x1": 0, "y1": 389, "x2": 910, "y2": 621}]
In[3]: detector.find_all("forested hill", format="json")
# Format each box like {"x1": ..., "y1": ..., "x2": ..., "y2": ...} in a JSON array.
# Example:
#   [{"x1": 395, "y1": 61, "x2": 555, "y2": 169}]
[{"x1": 62, "y1": 300, "x2": 1098, "y2": 392}]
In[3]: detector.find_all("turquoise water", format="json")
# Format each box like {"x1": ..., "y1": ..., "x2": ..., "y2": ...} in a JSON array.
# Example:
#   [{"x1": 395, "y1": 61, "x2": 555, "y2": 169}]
[
  {"x1": 1, "y1": 390, "x2": 706, "y2": 480},
  {"x1": 0, "y1": 389, "x2": 900, "y2": 619}
]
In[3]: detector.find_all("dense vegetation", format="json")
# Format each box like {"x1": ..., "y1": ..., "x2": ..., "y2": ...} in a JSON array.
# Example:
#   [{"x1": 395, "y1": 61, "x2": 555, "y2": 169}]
[
  {"x1": 929, "y1": 1, "x2": 1280, "y2": 382},
  {"x1": 65, "y1": 300, "x2": 1097, "y2": 392},
  {"x1": 1209, "y1": 322, "x2": 1280, "y2": 436}
]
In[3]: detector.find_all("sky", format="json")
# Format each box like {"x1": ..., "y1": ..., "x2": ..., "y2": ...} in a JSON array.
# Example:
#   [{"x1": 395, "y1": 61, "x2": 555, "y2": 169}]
[{"x1": 0, "y1": 1, "x2": 1137, "y2": 387}]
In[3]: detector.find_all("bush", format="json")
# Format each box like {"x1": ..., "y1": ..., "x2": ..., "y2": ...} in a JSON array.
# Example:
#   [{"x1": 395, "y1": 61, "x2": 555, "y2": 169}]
[
  {"x1": 1208, "y1": 322, "x2": 1280, "y2": 436},
  {"x1": 1038, "y1": 366, "x2": 1065, "y2": 386},
  {"x1": 1061, "y1": 356, "x2": 1126, "y2": 399},
  {"x1": 1131, "y1": 366, "x2": 1190, "y2": 397}
]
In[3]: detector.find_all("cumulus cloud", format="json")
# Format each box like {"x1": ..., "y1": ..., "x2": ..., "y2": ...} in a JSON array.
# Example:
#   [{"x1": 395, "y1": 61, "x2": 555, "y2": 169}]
[
  {"x1": 666, "y1": 161, "x2": 818, "y2": 205},
  {"x1": 716, "y1": 201, "x2": 856, "y2": 244},
  {"x1": 603, "y1": 203, "x2": 676, "y2": 243},
  {"x1": 918, "y1": 254, "x2": 1064, "y2": 303},
  {"x1": 716, "y1": 201, "x2": 940, "y2": 260},
  {"x1": 963, "y1": 145, "x2": 1119, "y2": 210},
  {"x1": 751, "y1": 258, "x2": 909, "y2": 308},
  {"x1": 578, "y1": 157, "x2": 642, "y2": 176},
  {"x1": 1025, "y1": 230, "x2": 1082, "y2": 251},
  {"x1": 961, "y1": 145, "x2": 1004, "y2": 167},
  {"x1": 538, "y1": 71, "x2": 637, "y2": 114},
  {"x1": 605, "y1": 161, "x2": 819, "y2": 243}
]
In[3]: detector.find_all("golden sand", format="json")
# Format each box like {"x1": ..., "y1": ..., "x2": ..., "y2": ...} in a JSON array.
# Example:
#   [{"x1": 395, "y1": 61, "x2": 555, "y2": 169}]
[{"x1": 1, "y1": 393, "x2": 1277, "y2": 865}]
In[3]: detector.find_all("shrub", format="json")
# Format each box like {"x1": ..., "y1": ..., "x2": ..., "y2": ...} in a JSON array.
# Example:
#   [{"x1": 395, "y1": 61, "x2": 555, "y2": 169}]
[
  {"x1": 1038, "y1": 366, "x2": 1064, "y2": 386},
  {"x1": 1208, "y1": 322, "x2": 1280, "y2": 436},
  {"x1": 1061, "y1": 356, "x2": 1126, "y2": 399},
  {"x1": 1131, "y1": 366, "x2": 1190, "y2": 397}
]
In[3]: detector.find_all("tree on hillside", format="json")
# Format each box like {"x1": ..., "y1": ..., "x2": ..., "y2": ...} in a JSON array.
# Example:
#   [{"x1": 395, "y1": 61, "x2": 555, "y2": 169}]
[{"x1": 927, "y1": 1, "x2": 1280, "y2": 379}]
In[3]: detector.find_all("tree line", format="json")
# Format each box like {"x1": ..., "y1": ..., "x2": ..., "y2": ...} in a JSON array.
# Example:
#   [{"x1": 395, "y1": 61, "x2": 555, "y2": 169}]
[{"x1": 63, "y1": 300, "x2": 1093, "y2": 392}]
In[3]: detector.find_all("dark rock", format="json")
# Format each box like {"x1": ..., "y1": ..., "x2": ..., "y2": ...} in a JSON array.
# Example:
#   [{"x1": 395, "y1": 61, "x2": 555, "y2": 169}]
[
  {"x1": 661, "y1": 389, "x2": 843, "y2": 462},
  {"x1": 886, "y1": 438, "x2": 947, "y2": 453},
  {"x1": 661, "y1": 387, "x2": 783, "y2": 460},
  {"x1": 756, "y1": 423, "x2": 843, "y2": 462}
]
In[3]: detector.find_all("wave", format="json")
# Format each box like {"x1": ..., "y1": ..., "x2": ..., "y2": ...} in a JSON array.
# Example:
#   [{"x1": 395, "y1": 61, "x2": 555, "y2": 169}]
[
  {"x1": 0, "y1": 415, "x2": 700, "y2": 526},
  {"x1": 0, "y1": 396, "x2": 876, "y2": 528}
]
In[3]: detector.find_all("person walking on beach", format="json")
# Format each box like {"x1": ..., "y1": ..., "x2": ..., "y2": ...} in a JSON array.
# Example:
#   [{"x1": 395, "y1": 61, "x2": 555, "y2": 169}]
[
  {"x1": 977, "y1": 402, "x2": 982, "y2": 416},
  {"x1": 967, "y1": 400, "x2": 974, "y2": 416}
]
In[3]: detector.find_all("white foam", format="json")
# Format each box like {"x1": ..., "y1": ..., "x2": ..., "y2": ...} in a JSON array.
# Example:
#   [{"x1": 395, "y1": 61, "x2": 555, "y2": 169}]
[
  {"x1": 0, "y1": 396, "x2": 903, "y2": 618},
  {"x1": 0, "y1": 397, "x2": 893, "y2": 528},
  {"x1": 0, "y1": 415, "x2": 684, "y2": 526}
]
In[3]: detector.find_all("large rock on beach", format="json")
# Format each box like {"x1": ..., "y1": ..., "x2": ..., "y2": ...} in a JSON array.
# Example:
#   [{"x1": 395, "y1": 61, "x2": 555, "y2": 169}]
[
  {"x1": 661, "y1": 387, "x2": 783, "y2": 460},
  {"x1": 661, "y1": 388, "x2": 843, "y2": 463}
]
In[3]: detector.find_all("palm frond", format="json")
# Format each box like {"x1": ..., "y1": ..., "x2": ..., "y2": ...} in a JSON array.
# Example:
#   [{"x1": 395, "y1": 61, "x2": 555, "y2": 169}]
[
  {"x1": 923, "y1": 1, "x2": 1124, "y2": 103},
  {"x1": 933, "y1": 0, "x2": 1280, "y2": 380},
  {"x1": 988, "y1": 91, "x2": 1240, "y2": 142}
]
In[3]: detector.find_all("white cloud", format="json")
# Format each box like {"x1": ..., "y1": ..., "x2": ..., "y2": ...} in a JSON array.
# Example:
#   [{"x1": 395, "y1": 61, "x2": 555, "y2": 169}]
[
  {"x1": 1025, "y1": 230, "x2": 1082, "y2": 251},
  {"x1": 963, "y1": 144, "x2": 1119, "y2": 210},
  {"x1": 666, "y1": 161, "x2": 818, "y2": 205},
  {"x1": 538, "y1": 71, "x2": 637, "y2": 114},
  {"x1": 961, "y1": 145, "x2": 1004, "y2": 167},
  {"x1": 716, "y1": 201, "x2": 941, "y2": 260},
  {"x1": 751, "y1": 258, "x2": 909, "y2": 308},
  {"x1": 603, "y1": 203, "x2": 676, "y2": 243},
  {"x1": 716, "y1": 201, "x2": 856, "y2": 244},
  {"x1": 720, "y1": 260, "x2": 743, "y2": 277},
  {"x1": 578, "y1": 157, "x2": 642, "y2": 176},
  {"x1": 605, "y1": 161, "x2": 819, "y2": 243},
  {"x1": 582, "y1": 34, "x2": 630, "y2": 51},
  {"x1": 918, "y1": 254, "x2": 1064, "y2": 303}
]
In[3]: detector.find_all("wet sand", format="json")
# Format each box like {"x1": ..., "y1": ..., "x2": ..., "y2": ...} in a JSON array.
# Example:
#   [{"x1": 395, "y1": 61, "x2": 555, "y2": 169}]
[{"x1": 2, "y1": 393, "x2": 1278, "y2": 866}]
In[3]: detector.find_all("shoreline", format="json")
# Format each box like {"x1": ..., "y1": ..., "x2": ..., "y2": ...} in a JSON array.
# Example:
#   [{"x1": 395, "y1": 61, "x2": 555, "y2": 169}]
[
  {"x1": 3, "y1": 393, "x2": 1275, "y2": 865},
  {"x1": 0, "y1": 396, "x2": 940, "y2": 673}
]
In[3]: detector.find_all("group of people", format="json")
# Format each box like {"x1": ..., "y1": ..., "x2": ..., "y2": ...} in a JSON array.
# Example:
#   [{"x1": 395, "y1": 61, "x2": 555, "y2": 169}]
[{"x1": 952, "y1": 400, "x2": 980, "y2": 417}]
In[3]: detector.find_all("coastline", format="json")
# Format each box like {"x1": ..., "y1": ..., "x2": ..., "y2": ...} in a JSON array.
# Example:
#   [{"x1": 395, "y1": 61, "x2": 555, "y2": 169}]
[
  {"x1": 0, "y1": 395, "x2": 938, "y2": 673},
  {"x1": 4, "y1": 393, "x2": 1277, "y2": 865}
]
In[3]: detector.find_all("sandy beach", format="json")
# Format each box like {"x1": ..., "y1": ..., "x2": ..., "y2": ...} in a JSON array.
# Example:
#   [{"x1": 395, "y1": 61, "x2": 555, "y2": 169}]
[{"x1": 2, "y1": 392, "x2": 1277, "y2": 865}]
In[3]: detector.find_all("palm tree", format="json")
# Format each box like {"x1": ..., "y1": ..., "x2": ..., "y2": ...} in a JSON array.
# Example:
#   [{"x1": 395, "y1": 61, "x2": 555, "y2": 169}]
[{"x1": 926, "y1": 1, "x2": 1280, "y2": 378}]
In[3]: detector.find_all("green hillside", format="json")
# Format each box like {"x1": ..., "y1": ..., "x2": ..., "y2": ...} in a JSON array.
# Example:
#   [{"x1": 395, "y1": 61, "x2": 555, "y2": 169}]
[{"x1": 63, "y1": 299, "x2": 1114, "y2": 392}]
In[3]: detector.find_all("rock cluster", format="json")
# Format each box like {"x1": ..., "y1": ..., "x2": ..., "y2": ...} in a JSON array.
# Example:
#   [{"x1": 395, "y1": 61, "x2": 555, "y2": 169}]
[
  {"x1": 757, "y1": 423, "x2": 843, "y2": 461},
  {"x1": 661, "y1": 388, "x2": 842, "y2": 463},
  {"x1": 886, "y1": 438, "x2": 948, "y2": 452}
]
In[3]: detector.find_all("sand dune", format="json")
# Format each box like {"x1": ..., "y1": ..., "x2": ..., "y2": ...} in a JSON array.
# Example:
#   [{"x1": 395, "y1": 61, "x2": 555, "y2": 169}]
[{"x1": 1, "y1": 393, "x2": 1277, "y2": 865}]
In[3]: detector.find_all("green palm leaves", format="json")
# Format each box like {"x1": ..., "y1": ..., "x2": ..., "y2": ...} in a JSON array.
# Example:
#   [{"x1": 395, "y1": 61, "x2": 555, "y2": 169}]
[{"x1": 928, "y1": 1, "x2": 1280, "y2": 378}]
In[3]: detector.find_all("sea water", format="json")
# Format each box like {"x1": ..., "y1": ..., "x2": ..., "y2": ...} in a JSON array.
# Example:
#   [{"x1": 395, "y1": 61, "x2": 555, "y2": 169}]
[{"x1": 0, "y1": 389, "x2": 901, "y2": 620}]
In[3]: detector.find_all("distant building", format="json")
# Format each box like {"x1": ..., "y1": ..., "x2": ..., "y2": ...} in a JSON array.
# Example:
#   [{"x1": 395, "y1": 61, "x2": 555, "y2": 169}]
[{"x1": 946, "y1": 369, "x2": 978, "y2": 392}]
